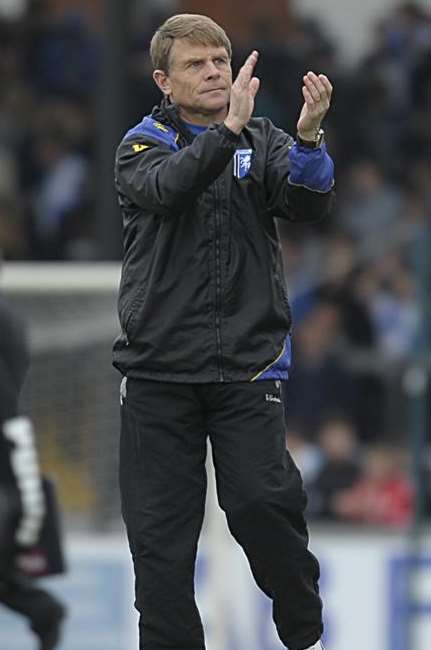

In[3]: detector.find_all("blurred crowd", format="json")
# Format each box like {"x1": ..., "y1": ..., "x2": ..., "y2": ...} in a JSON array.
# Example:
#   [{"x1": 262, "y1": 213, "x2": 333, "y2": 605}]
[{"x1": 0, "y1": 0, "x2": 430, "y2": 527}]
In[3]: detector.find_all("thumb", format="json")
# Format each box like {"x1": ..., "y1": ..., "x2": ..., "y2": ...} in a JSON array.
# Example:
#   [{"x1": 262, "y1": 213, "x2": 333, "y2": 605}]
[{"x1": 249, "y1": 77, "x2": 260, "y2": 99}]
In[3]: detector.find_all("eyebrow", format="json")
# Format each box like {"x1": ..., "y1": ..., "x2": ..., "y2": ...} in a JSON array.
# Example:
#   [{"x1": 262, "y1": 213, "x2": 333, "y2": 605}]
[
  {"x1": 185, "y1": 57, "x2": 205, "y2": 65},
  {"x1": 183, "y1": 52, "x2": 228, "y2": 65}
]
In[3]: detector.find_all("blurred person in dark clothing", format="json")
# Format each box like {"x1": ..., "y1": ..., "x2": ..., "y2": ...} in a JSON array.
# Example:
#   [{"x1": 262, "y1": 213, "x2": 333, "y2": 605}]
[
  {"x1": 23, "y1": 6, "x2": 100, "y2": 99},
  {"x1": 114, "y1": 13, "x2": 334, "y2": 650},
  {"x1": 307, "y1": 416, "x2": 362, "y2": 520},
  {"x1": 0, "y1": 296, "x2": 66, "y2": 649},
  {"x1": 0, "y1": 197, "x2": 29, "y2": 259},
  {"x1": 285, "y1": 300, "x2": 357, "y2": 435},
  {"x1": 317, "y1": 235, "x2": 384, "y2": 440},
  {"x1": 319, "y1": 233, "x2": 375, "y2": 348}
]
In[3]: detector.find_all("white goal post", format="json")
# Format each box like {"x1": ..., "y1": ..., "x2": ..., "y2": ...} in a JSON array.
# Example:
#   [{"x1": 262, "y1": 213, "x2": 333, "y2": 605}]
[{"x1": 1, "y1": 262, "x2": 122, "y2": 293}]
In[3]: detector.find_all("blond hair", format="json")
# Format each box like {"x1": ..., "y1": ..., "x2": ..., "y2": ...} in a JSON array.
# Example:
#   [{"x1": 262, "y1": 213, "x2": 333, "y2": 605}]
[{"x1": 150, "y1": 14, "x2": 232, "y2": 72}]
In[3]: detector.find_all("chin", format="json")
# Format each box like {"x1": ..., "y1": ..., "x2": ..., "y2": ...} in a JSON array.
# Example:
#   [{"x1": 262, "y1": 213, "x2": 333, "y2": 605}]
[{"x1": 201, "y1": 97, "x2": 228, "y2": 115}]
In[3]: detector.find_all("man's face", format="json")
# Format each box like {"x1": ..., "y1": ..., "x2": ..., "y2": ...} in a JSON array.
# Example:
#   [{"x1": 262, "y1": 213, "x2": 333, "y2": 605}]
[{"x1": 154, "y1": 39, "x2": 232, "y2": 123}]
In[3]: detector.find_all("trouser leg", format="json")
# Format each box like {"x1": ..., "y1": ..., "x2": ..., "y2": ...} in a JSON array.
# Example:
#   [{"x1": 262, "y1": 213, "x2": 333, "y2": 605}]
[
  {"x1": 0, "y1": 572, "x2": 65, "y2": 649},
  {"x1": 119, "y1": 379, "x2": 207, "y2": 650},
  {"x1": 206, "y1": 381, "x2": 323, "y2": 650}
]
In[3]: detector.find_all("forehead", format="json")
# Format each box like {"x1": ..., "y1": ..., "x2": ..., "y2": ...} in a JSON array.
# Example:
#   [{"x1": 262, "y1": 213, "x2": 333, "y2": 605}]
[{"x1": 169, "y1": 39, "x2": 229, "y2": 67}]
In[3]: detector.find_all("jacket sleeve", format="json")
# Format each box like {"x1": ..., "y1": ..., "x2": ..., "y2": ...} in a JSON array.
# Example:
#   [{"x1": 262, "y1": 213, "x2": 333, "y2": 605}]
[
  {"x1": 115, "y1": 124, "x2": 239, "y2": 217},
  {"x1": 264, "y1": 121, "x2": 335, "y2": 222},
  {"x1": 0, "y1": 301, "x2": 45, "y2": 549},
  {"x1": 2, "y1": 417, "x2": 46, "y2": 547},
  {"x1": 0, "y1": 299, "x2": 29, "y2": 424}
]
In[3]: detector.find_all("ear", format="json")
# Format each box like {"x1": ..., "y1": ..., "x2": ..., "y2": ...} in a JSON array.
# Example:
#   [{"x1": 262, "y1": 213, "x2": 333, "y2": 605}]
[{"x1": 153, "y1": 69, "x2": 172, "y2": 97}]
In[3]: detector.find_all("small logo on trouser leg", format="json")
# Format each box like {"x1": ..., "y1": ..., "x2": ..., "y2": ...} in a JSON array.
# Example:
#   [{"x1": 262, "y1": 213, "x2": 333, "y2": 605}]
[
  {"x1": 265, "y1": 393, "x2": 281, "y2": 404},
  {"x1": 265, "y1": 380, "x2": 282, "y2": 403}
]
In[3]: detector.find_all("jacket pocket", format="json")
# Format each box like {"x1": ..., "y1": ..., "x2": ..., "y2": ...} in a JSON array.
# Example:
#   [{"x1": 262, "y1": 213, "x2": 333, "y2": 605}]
[
  {"x1": 119, "y1": 281, "x2": 148, "y2": 342},
  {"x1": 262, "y1": 229, "x2": 288, "y2": 307},
  {"x1": 274, "y1": 270, "x2": 289, "y2": 309}
]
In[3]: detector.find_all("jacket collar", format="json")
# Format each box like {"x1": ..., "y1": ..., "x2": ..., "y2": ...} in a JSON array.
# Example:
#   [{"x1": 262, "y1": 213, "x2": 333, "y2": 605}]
[{"x1": 152, "y1": 98, "x2": 195, "y2": 146}]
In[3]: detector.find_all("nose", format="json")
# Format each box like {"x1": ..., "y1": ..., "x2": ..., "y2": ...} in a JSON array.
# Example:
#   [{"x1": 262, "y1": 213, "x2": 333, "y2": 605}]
[{"x1": 204, "y1": 60, "x2": 221, "y2": 79}]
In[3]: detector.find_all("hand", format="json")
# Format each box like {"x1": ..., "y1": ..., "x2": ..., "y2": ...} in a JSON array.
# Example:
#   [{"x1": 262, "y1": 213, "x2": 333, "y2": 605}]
[
  {"x1": 296, "y1": 72, "x2": 332, "y2": 141},
  {"x1": 224, "y1": 51, "x2": 260, "y2": 135}
]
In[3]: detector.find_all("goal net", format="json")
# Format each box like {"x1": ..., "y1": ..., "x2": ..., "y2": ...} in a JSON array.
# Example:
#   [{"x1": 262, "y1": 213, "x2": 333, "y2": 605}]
[{"x1": 1, "y1": 263, "x2": 123, "y2": 530}]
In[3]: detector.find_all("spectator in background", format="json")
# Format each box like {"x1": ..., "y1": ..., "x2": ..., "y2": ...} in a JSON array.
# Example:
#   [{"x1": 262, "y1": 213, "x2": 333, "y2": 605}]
[
  {"x1": 319, "y1": 233, "x2": 375, "y2": 348},
  {"x1": 0, "y1": 197, "x2": 28, "y2": 259},
  {"x1": 0, "y1": 3, "x2": 99, "y2": 261},
  {"x1": 364, "y1": 2, "x2": 431, "y2": 114},
  {"x1": 286, "y1": 421, "x2": 323, "y2": 487},
  {"x1": 358, "y1": 253, "x2": 420, "y2": 364},
  {"x1": 285, "y1": 299, "x2": 356, "y2": 435},
  {"x1": 318, "y1": 236, "x2": 388, "y2": 440},
  {"x1": 28, "y1": 124, "x2": 89, "y2": 259},
  {"x1": 336, "y1": 158, "x2": 404, "y2": 256},
  {"x1": 126, "y1": 5, "x2": 174, "y2": 128},
  {"x1": 280, "y1": 226, "x2": 326, "y2": 322},
  {"x1": 333, "y1": 444, "x2": 413, "y2": 527},
  {"x1": 307, "y1": 416, "x2": 362, "y2": 520},
  {"x1": 0, "y1": 16, "x2": 32, "y2": 257},
  {"x1": 408, "y1": 34, "x2": 431, "y2": 157},
  {"x1": 23, "y1": 6, "x2": 100, "y2": 100},
  {"x1": 17, "y1": 97, "x2": 96, "y2": 260}
]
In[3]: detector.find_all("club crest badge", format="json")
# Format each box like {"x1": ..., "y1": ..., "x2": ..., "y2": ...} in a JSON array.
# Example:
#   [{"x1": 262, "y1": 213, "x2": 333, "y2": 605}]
[{"x1": 233, "y1": 149, "x2": 252, "y2": 179}]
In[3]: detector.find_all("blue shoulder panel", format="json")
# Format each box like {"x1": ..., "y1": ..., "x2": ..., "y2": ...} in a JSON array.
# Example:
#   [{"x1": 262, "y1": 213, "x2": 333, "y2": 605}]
[{"x1": 123, "y1": 116, "x2": 179, "y2": 152}]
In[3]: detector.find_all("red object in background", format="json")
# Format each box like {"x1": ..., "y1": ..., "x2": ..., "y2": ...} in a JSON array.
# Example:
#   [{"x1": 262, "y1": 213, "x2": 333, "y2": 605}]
[
  {"x1": 43, "y1": 0, "x2": 102, "y2": 28},
  {"x1": 335, "y1": 477, "x2": 414, "y2": 527}
]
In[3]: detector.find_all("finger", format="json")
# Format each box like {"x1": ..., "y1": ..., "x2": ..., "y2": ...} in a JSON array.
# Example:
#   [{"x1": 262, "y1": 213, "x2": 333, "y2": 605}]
[
  {"x1": 245, "y1": 50, "x2": 259, "y2": 67},
  {"x1": 303, "y1": 86, "x2": 329, "y2": 117},
  {"x1": 247, "y1": 50, "x2": 259, "y2": 62},
  {"x1": 303, "y1": 75, "x2": 322, "y2": 103},
  {"x1": 240, "y1": 51, "x2": 259, "y2": 74},
  {"x1": 249, "y1": 76, "x2": 260, "y2": 99},
  {"x1": 306, "y1": 71, "x2": 327, "y2": 96},
  {"x1": 319, "y1": 74, "x2": 333, "y2": 97},
  {"x1": 302, "y1": 85, "x2": 315, "y2": 107},
  {"x1": 236, "y1": 50, "x2": 259, "y2": 85}
]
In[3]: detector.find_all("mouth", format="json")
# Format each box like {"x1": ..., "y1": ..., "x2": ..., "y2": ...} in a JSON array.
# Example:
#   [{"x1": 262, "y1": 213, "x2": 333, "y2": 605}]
[{"x1": 201, "y1": 88, "x2": 226, "y2": 94}]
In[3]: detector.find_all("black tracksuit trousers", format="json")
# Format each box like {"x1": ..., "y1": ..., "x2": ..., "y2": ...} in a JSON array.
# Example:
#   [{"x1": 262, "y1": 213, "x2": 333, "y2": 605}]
[
  {"x1": 119, "y1": 379, "x2": 323, "y2": 650},
  {"x1": 0, "y1": 573, "x2": 64, "y2": 648}
]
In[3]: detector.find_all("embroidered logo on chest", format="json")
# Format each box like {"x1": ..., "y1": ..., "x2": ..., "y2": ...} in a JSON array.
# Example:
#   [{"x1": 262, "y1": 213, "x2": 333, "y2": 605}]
[{"x1": 233, "y1": 149, "x2": 253, "y2": 179}]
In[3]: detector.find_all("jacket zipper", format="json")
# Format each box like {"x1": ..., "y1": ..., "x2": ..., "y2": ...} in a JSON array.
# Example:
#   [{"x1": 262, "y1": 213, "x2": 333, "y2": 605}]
[{"x1": 214, "y1": 181, "x2": 224, "y2": 382}]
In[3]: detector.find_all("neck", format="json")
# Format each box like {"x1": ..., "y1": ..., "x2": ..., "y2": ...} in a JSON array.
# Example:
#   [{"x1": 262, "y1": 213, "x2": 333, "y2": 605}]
[{"x1": 178, "y1": 105, "x2": 228, "y2": 126}]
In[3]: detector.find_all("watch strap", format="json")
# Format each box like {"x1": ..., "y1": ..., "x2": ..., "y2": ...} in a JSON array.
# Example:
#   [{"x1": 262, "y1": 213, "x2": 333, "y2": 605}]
[{"x1": 296, "y1": 128, "x2": 325, "y2": 149}]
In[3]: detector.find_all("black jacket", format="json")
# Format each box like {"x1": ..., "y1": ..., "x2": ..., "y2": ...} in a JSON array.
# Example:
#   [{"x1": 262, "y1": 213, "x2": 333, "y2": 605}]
[
  {"x1": 0, "y1": 298, "x2": 45, "y2": 555},
  {"x1": 0, "y1": 298, "x2": 29, "y2": 501},
  {"x1": 0, "y1": 297, "x2": 29, "y2": 425},
  {"x1": 113, "y1": 101, "x2": 334, "y2": 382}
]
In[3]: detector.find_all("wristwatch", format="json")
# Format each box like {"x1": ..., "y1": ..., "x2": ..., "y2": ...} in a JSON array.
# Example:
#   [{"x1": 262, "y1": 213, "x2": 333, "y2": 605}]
[{"x1": 296, "y1": 128, "x2": 325, "y2": 149}]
